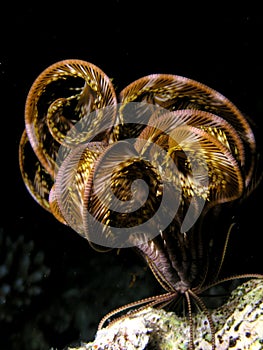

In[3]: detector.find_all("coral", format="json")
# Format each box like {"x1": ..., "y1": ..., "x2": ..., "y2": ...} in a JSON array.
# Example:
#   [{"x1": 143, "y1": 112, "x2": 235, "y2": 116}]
[
  {"x1": 67, "y1": 278, "x2": 263, "y2": 350},
  {"x1": 0, "y1": 227, "x2": 50, "y2": 323}
]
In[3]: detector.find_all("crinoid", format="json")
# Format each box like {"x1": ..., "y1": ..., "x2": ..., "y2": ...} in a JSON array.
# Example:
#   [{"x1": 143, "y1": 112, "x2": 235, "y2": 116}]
[{"x1": 19, "y1": 59, "x2": 263, "y2": 350}]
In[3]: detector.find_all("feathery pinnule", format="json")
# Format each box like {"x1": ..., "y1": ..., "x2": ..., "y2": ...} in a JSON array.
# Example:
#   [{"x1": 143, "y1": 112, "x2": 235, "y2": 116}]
[{"x1": 19, "y1": 59, "x2": 263, "y2": 350}]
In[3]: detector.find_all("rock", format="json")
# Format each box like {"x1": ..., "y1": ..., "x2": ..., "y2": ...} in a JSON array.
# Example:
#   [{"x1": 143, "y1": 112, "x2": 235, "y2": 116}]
[{"x1": 67, "y1": 278, "x2": 263, "y2": 350}]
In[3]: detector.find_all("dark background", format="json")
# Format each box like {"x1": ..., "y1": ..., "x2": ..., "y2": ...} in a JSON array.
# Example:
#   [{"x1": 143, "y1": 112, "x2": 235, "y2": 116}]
[{"x1": 1, "y1": 3, "x2": 263, "y2": 349}]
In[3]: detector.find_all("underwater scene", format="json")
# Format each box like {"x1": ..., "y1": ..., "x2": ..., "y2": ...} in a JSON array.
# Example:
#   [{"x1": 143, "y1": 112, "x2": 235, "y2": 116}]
[{"x1": 1, "y1": 6, "x2": 263, "y2": 350}]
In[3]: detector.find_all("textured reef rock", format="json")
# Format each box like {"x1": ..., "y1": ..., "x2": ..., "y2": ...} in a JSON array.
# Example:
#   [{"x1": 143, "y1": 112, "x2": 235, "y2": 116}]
[{"x1": 67, "y1": 278, "x2": 263, "y2": 350}]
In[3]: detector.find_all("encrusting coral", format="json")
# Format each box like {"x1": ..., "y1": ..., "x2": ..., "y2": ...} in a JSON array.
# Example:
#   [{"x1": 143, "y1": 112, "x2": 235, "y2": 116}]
[{"x1": 67, "y1": 278, "x2": 263, "y2": 350}]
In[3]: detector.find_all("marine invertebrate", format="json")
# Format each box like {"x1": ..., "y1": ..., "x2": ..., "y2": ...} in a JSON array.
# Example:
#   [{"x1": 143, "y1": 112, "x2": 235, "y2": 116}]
[{"x1": 19, "y1": 59, "x2": 263, "y2": 349}]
